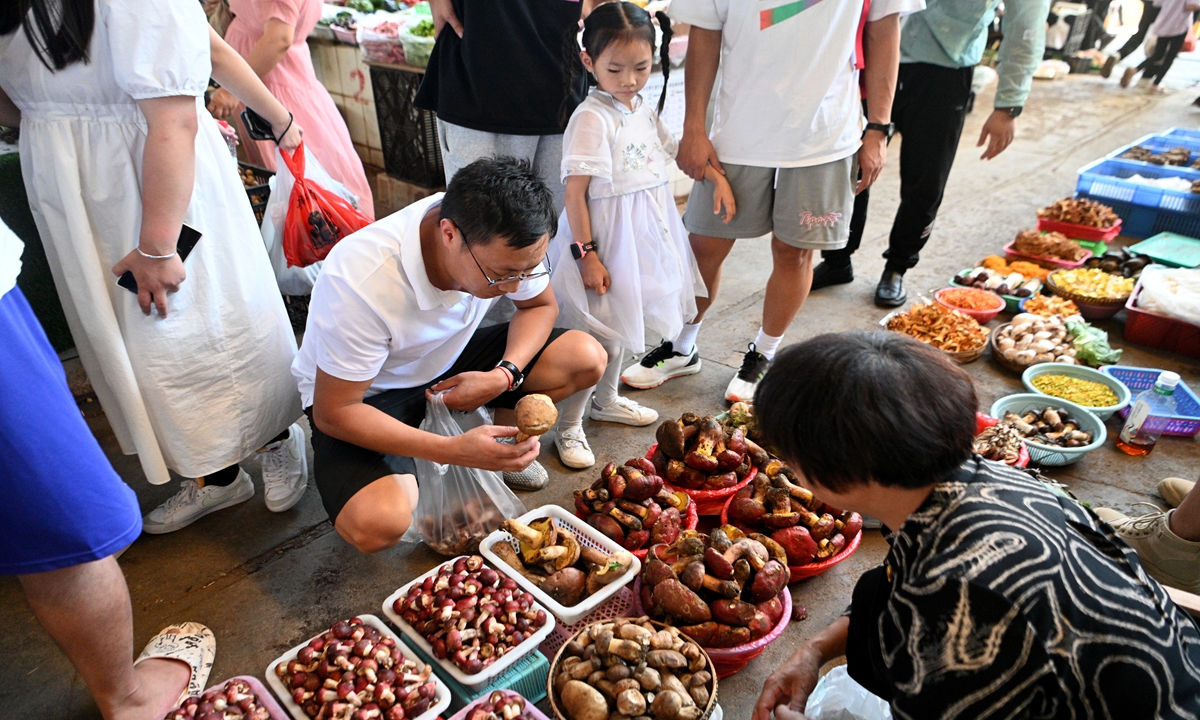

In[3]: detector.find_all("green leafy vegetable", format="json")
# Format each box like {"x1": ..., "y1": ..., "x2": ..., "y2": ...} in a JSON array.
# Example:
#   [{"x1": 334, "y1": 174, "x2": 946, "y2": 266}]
[
  {"x1": 1066, "y1": 318, "x2": 1123, "y2": 366},
  {"x1": 410, "y1": 18, "x2": 435, "y2": 37}
]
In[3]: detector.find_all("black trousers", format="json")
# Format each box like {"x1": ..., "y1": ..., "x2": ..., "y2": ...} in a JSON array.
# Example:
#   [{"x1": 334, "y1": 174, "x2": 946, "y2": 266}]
[
  {"x1": 1138, "y1": 32, "x2": 1187, "y2": 85},
  {"x1": 1115, "y1": 0, "x2": 1160, "y2": 58},
  {"x1": 824, "y1": 63, "x2": 975, "y2": 274}
]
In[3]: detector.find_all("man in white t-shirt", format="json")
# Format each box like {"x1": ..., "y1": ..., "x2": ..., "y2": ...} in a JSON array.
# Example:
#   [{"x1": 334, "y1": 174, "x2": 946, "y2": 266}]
[
  {"x1": 621, "y1": 0, "x2": 923, "y2": 403},
  {"x1": 292, "y1": 157, "x2": 606, "y2": 554}
]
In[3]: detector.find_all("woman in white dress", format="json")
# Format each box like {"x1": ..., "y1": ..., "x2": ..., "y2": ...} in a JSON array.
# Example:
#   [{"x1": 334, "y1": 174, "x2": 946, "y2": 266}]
[{"x1": 0, "y1": 0, "x2": 309, "y2": 534}]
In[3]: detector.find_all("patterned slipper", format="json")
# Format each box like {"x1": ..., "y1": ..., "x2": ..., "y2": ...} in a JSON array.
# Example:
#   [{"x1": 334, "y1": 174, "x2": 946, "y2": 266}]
[{"x1": 134, "y1": 622, "x2": 215, "y2": 705}]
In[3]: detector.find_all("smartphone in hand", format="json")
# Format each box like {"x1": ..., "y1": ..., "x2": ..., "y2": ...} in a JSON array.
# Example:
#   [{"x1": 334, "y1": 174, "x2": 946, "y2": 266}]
[{"x1": 117, "y1": 224, "x2": 201, "y2": 294}]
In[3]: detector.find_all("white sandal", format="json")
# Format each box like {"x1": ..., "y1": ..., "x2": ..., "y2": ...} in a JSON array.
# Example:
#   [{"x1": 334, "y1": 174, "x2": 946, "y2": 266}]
[{"x1": 134, "y1": 621, "x2": 216, "y2": 705}]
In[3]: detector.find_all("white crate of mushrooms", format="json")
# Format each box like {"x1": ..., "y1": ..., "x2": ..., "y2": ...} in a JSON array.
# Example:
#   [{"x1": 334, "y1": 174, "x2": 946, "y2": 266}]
[{"x1": 994, "y1": 313, "x2": 1076, "y2": 368}]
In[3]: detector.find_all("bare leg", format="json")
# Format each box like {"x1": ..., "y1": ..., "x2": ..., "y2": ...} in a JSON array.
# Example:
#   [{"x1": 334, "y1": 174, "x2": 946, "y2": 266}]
[
  {"x1": 762, "y1": 237, "x2": 815, "y2": 336},
  {"x1": 18, "y1": 556, "x2": 190, "y2": 720},
  {"x1": 334, "y1": 473, "x2": 420, "y2": 553},
  {"x1": 521, "y1": 329, "x2": 606, "y2": 400},
  {"x1": 1170, "y1": 480, "x2": 1200, "y2": 542},
  {"x1": 689, "y1": 234, "x2": 737, "y2": 323}
]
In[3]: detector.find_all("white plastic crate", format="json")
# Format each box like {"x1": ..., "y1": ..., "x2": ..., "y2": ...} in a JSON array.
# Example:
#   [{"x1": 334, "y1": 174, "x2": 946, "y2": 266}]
[
  {"x1": 479, "y1": 504, "x2": 641, "y2": 625},
  {"x1": 381, "y1": 556, "x2": 557, "y2": 691},
  {"x1": 265, "y1": 614, "x2": 450, "y2": 720}
]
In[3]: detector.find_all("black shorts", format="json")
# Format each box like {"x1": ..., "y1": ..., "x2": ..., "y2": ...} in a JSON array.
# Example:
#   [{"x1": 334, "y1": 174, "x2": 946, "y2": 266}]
[{"x1": 306, "y1": 324, "x2": 569, "y2": 522}]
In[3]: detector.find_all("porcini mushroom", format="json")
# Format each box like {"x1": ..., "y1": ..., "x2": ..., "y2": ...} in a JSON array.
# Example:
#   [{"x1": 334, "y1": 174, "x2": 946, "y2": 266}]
[{"x1": 514, "y1": 394, "x2": 557, "y2": 442}]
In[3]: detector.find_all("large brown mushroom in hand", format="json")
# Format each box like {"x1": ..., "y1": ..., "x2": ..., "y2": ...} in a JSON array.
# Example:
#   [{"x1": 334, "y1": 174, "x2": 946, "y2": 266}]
[{"x1": 514, "y1": 393, "x2": 557, "y2": 442}]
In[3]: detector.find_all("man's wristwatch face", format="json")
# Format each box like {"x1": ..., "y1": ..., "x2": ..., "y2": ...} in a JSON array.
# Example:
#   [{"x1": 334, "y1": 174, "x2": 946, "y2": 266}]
[{"x1": 998, "y1": 106, "x2": 1023, "y2": 118}]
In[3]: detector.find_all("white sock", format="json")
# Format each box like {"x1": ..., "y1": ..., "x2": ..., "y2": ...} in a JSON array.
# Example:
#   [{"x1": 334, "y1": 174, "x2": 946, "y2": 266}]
[
  {"x1": 754, "y1": 328, "x2": 784, "y2": 360},
  {"x1": 593, "y1": 345, "x2": 623, "y2": 408},
  {"x1": 673, "y1": 321, "x2": 703, "y2": 356},
  {"x1": 556, "y1": 387, "x2": 592, "y2": 432}
]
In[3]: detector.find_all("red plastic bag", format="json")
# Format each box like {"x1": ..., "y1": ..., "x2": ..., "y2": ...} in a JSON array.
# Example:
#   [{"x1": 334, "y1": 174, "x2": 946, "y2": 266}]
[
  {"x1": 280, "y1": 141, "x2": 371, "y2": 267},
  {"x1": 1185, "y1": 24, "x2": 1197, "y2": 53}
]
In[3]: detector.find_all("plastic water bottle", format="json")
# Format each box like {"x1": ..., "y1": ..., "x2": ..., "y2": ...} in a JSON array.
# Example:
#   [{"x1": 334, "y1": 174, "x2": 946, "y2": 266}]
[{"x1": 1117, "y1": 371, "x2": 1180, "y2": 456}]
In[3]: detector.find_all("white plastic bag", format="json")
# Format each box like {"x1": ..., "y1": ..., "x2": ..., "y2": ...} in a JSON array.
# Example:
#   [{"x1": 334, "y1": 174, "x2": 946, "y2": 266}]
[
  {"x1": 357, "y1": 12, "x2": 408, "y2": 64},
  {"x1": 804, "y1": 666, "x2": 893, "y2": 720},
  {"x1": 1137, "y1": 266, "x2": 1200, "y2": 326},
  {"x1": 412, "y1": 393, "x2": 526, "y2": 556},
  {"x1": 260, "y1": 145, "x2": 361, "y2": 295}
]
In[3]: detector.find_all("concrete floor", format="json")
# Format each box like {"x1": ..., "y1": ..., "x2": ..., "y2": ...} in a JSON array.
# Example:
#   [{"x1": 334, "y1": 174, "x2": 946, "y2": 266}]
[{"x1": 8, "y1": 66, "x2": 1200, "y2": 719}]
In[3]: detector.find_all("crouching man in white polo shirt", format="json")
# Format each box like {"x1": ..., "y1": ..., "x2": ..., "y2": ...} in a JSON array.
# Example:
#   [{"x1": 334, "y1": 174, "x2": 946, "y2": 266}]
[{"x1": 292, "y1": 157, "x2": 606, "y2": 553}]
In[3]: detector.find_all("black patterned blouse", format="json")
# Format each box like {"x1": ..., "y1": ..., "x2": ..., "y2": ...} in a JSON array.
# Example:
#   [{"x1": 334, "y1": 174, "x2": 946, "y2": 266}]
[{"x1": 854, "y1": 457, "x2": 1200, "y2": 719}]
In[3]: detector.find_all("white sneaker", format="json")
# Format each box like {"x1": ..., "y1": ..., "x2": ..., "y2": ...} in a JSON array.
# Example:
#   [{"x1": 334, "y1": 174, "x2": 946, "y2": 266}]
[
  {"x1": 724, "y1": 343, "x2": 771, "y2": 403},
  {"x1": 556, "y1": 426, "x2": 595, "y2": 469},
  {"x1": 258, "y1": 423, "x2": 308, "y2": 512},
  {"x1": 142, "y1": 472, "x2": 254, "y2": 535},
  {"x1": 497, "y1": 437, "x2": 550, "y2": 490},
  {"x1": 621, "y1": 341, "x2": 701, "y2": 389},
  {"x1": 590, "y1": 396, "x2": 659, "y2": 426}
]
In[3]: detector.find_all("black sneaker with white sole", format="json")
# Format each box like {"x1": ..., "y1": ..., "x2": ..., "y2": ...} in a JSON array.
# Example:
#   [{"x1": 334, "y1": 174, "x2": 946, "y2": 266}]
[
  {"x1": 724, "y1": 343, "x2": 771, "y2": 403},
  {"x1": 620, "y1": 341, "x2": 702, "y2": 389}
]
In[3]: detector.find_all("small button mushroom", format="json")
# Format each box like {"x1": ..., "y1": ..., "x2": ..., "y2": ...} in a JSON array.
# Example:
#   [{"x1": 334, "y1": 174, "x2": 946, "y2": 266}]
[
  {"x1": 646, "y1": 649, "x2": 688, "y2": 670},
  {"x1": 570, "y1": 658, "x2": 598, "y2": 680},
  {"x1": 608, "y1": 638, "x2": 647, "y2": 664},
  {"x1": 613, "y1": 678, "x2": 642, "y2": 695},
  {"x1": 606, "y1": 664, "x2": 632, "y2": 682},
  {"x1": 650, "y1": 690, "x2": 684, "y2": 719},
  {"x1": 616, "y1": 689, "x2": 647, "y2": 717},
  {"x1": 635, "y1": 666, "x2": 661, "y2": 691}
]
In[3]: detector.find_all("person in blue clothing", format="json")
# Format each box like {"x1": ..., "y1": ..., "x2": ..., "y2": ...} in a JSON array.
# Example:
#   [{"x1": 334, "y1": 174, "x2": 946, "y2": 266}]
[
  {"x1": 0, "y1": 218, "x2": 214, "y2": 718},
  {"x1": 811, "y1": 0, "x2": 1051, "y2": 307}
]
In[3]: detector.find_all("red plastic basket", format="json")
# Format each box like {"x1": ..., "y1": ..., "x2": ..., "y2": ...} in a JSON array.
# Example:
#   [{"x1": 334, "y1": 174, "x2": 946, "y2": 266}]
[
  {"x1": 646, "y1": 444, "x2": 757, "y2": 516},
  {"x1": 717, "y1": 496, "x2": 863, "y2": 580},
  {"x1": 630, "y1": 578, "x2": 791, "y2": 678},
  {"x1": 1124, "y1": 281, "x2": 1200, "y2": 359},
  {"x1": 573, "y1": 498, "x2": 698, "y2": 561},
  {"x1": 1002, "y1": 239, "x2": 1092, "y2": 270},
  {"x1": 1036, "y1": 216, "x2": 1122, "y2": 241}
]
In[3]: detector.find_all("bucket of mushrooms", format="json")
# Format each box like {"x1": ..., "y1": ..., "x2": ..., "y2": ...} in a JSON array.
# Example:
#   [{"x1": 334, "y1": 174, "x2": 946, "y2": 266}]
[{"x1": 548, "y1": 617, "x2": 719, "y2": 720}]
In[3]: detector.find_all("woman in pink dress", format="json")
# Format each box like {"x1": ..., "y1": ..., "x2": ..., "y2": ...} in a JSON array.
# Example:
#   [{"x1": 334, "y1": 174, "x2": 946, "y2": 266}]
[{"x1": 211, "y1": 0, "x2": 374, "y2": 218}]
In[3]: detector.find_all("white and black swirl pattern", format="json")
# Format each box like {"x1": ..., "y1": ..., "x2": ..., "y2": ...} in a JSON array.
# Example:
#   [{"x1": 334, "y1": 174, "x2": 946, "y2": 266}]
[{"x1": 879, "y1": 458, "x2": 1200, "y2": 719}]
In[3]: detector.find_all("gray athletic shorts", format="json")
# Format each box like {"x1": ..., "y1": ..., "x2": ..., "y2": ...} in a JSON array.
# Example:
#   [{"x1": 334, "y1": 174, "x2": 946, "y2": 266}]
[
  {"x1": 683, "y1": 155, "x2": 857, "y2": 250},
  {"x1": 438, "y1": 120, "x2": 565, "y2": 213}
]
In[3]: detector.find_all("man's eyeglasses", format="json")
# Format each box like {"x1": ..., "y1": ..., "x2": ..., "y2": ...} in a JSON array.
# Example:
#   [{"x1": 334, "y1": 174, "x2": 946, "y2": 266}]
[{"x1": 461, "y1": 229, "x2": 552, "y2": 287}]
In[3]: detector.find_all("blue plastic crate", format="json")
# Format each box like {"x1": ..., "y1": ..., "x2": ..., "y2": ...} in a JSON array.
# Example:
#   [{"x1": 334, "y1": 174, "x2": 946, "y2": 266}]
[
  {"x1": 1076, "y1": 190, "x2": 1200, "y2": 239},
  {"x1": 1108, "y1": 132, "x2": 1200, "y2": 170},
  {"x1": 1077, "y1": 157, "x2": 1200, "y2": 211},
  {"x1": 402, "y1": 640, "x2": 549, "y2": 713},
  {"x1": 1159, "y1": 127, "x2": 1200, "y2": 143},
  {"x1": 1100, "y1": 365, "x2": 1200, "y2": 437}
]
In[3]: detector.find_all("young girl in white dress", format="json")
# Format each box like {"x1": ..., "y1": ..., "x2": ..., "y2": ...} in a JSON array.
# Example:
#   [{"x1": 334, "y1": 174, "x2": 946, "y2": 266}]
[{"x1": 549, "y1": 2, "x2": 735, "y2": 469}]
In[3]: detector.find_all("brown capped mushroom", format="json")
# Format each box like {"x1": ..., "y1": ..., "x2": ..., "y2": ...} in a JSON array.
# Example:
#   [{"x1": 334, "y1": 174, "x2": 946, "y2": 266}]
[{"x1": 515, "y1": 394, "x2": 557, "y2": 442}]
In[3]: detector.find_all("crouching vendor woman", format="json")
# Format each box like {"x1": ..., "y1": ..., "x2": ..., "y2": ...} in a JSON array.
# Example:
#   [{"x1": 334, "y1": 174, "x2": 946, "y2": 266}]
[
  {"x1": 751, "y1": 331, "x2": 1200, "y2": 720},
  {"x1": 292, "y1": 157, "x2": 606, "y2": 554}
]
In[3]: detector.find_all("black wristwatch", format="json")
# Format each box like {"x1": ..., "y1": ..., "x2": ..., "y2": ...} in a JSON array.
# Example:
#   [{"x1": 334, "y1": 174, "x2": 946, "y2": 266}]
[
  {"x1": 864, "y1": 122, "x2": 895, "y2": 140},
  {"x1": 996, "y1": 106, "x2": 1023, "y2": 118},
  {"x1": 496, "y1": 361, "x2": 524, "y2": 391}
]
